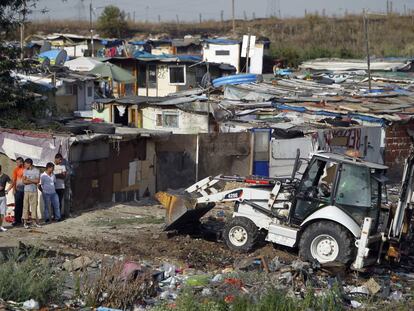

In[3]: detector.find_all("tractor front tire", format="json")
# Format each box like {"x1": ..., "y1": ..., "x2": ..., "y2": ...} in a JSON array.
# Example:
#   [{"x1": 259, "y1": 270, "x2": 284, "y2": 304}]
[
  {"x1": 299, "y1": 221, "x2": 354, "y2": 264},
  {"x1": 224, "y1": 217, "x2": 259, "y2": 253}
]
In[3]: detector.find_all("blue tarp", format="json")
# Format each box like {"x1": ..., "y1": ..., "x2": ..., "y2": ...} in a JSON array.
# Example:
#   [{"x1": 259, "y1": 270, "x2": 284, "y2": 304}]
[
  {"x1": 133, "y1": 50, "x2": 159, "y2": 59},
  {"x1": 100, "y1": 39, "x2": 124, "y2": 47},
  {"x1": 129, "y1": 40, "x2": 148, "y2": 45},
  {"x1": 38, "y1": 49, "x2": 69, "y2": 61}
]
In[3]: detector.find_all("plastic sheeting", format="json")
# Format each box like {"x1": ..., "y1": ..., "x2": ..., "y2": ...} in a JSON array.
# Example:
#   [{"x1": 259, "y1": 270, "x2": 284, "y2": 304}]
[{"x1": 0, "y1": 131, "x2": 70, "y2": 167}]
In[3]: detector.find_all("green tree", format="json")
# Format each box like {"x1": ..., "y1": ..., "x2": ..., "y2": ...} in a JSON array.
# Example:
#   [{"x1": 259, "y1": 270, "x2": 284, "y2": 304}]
[
  {"x1": 0, "y1": 0, "x2": 42, "y2": 128},
  {"x1": 97, "y1": 5, "x2": 129, "y2": 38}
]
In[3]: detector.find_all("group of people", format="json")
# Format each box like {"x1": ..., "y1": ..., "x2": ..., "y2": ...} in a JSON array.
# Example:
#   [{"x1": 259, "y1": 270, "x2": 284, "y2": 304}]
[{"x1": 0, "y1": 153, "x2": 67, "y2": 230}]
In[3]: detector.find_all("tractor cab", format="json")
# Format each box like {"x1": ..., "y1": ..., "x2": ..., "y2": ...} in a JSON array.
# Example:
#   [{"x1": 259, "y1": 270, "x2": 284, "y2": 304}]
[{"x1": 289, "y1": 152, "x2": 387, "y2": 229}]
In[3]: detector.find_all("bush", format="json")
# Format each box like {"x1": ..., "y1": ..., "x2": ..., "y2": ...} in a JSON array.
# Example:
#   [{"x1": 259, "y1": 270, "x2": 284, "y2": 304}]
[
  {"x1": 0, "y1": 249, "x2": 64, "y2": 306},
  {"x1": 80, "y1": 261, "x2": 157, "y2": 310}
]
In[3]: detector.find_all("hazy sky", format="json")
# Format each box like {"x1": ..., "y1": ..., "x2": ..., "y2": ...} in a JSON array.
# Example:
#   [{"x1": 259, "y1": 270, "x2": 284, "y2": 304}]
[{"x1": 31, "y1": 0, "x2": 414, "y2": 22}]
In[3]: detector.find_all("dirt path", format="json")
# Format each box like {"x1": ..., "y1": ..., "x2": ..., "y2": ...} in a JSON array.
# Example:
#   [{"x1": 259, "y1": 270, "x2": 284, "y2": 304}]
[{"x1": 0, "y1": 201, "x2": 297, "y2": 270}]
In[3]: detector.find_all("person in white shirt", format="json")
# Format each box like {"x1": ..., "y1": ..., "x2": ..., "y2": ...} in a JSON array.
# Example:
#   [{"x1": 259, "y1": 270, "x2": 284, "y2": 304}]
[
  {"x1": 40, "y1": 162, "x2": 61, "y2": 223},
  {"x1": 54, "y1": 153, "x2": 67, "y2": 218}
]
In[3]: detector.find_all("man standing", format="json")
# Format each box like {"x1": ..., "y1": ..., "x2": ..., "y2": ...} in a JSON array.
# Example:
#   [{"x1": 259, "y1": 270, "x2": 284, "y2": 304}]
[
  {"x1": 0, "y1": 165, "x2": 11, "y2": 232},
  {"x1": 22, "y1": 158, "x2": 41, "y2": 229},
  {"x1": 40, "y1": 162, "x2": 61, "y2": 223},
  {"x1": 54, "y1": 153, "x2": 67, "y2": 218},
  {"x1": 11, "y1": 157, "x2": 24, "y2": 226}
]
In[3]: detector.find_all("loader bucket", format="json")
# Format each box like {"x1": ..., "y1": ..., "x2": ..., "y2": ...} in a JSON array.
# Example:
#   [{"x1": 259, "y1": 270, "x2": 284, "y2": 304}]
[{"x1": 155, "y1": 191, "x2": 215, "y2": 231}]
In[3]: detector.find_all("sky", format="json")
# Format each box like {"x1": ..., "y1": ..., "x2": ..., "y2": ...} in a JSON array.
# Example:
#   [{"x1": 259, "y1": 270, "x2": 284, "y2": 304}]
[{"x1": 30, "y1": 0, "x2": 414, "y2": 22}]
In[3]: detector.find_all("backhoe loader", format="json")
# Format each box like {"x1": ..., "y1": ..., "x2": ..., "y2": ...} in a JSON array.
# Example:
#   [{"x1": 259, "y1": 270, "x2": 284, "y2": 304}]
[{"x1": 156, "y1": 151, "x2": 414, "y2": 270}]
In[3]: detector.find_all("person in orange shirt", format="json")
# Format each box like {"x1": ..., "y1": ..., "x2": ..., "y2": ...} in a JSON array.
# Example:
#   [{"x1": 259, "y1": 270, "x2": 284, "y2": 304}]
[{"x1": 11, "y1": 157, "x2": 24, "y2": 226}]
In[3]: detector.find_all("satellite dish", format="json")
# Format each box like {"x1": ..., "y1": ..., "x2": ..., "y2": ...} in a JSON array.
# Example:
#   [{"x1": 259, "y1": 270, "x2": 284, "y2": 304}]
[
  {"x1": 55, "y1": 50, "x2": 68, "y2": 66},
  {"x1": 40, "y1": 41, "x2": 52, "y2": 53}
]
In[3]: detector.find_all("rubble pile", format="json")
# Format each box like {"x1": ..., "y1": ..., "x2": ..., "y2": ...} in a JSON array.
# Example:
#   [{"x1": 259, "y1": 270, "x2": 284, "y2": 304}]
[{"x1": 0, "y1": 241, "x2": 414, "y2": 310}]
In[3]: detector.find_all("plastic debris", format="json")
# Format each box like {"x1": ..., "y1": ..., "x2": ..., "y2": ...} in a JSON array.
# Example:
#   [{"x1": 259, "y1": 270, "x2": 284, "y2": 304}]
[
  {"x1": 97, "y1": 307, "x2": 123, "y2": 311},
  {"x1": 185, "y1": 275, "x2": 210, "y2": 286},
  {"x1": 350, "y1": 300, "x2": 362, "y2": 308},
  {"x1": 390, "y1": 290, "x2": 403, "y2": 301},
  {"x1": 22, "y1": 299, "x2": 39, "y2": 310},
  {"x1": 349, "y1": 286, "x2": 370, "y2": 295},
  {"x1": 211, "y1": 274, "x2": 223, "y2": 283},
  {"x1": 201, "y1": 288, "x2": 212, "y2": 296},
  {"x1": 363, "y1": 278, "x2": 381, "y2": 295},
  {"x1": 120, "y1": 261, "x2": 142, "y2": 281}
]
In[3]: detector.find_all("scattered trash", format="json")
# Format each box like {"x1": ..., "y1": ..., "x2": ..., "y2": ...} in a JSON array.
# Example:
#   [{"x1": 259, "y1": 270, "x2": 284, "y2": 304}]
[
  {"x1": 349, "y1": 286, "x2": 370, "y2": 296},
  {"x1": 22, "y1": 299, "x2": 39, "y2": 310},
  {"x1": 97, "y1": 307, "x2": 123, "y2": 311},
  {"x1": 390, "y1": 290, "x2": 403, "y2": 301},
  {"x1": 185, "y1": 275, "x2": 210, "y2": 286},
  {"x1": 350, "y1": 300, "x2": 362, "y2": 308},
  {"x1": 63, "y1": 256, "x2": 93, "y2": 271},
  {"x1": 363, "y1": 278, "x2": 381, "y2": 295}
]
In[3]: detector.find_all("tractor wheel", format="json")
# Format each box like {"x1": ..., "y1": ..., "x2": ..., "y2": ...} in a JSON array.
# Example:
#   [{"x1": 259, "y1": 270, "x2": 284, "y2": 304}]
[
  {"x1": 299, "y1": 221, "x2": 354, "y2": 264},
  {"x1": 224, "y1": 217, "x2": 259, "y2": 253}
]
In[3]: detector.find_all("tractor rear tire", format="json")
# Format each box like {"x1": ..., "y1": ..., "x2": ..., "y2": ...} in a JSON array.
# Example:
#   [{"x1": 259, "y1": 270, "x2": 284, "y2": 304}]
[
  {"x1": 299, "y1": 221, "x2": 354, "y2": 264},
  {"x1": 224, "y1": 217, "x2": 259, "y2": 253}
]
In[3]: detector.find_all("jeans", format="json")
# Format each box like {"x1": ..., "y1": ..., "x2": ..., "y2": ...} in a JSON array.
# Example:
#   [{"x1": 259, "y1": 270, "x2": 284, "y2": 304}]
[
  {"x1": 14, "y1": 190, "x2": 24, "y2": 223},
  {"x1": 56, "y1": 189, "x2": 65, "y2": 217},
  {"x1": 42, "y1": 192, "x2": 61, "y2": 221}
]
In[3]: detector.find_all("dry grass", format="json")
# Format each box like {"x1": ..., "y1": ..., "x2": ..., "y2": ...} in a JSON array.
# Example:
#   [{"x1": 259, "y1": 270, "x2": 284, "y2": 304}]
[
  {"x1": 80, "y1": 261, "x2": 157, "y2": 309},
  {"x1": 23, "y1": 13, "x2": 414, "y2": 66}
]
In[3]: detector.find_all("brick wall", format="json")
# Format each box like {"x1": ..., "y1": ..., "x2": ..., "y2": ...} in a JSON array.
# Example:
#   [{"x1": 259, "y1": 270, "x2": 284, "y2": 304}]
[{"x1": 385, "y1": 122, "x2": 414, "y2": 177}]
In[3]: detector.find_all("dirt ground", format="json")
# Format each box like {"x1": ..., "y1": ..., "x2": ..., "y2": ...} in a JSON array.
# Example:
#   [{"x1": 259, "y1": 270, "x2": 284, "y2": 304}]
[{"x1": 0, "y1": 200, "x2": 297, "y2": 270}]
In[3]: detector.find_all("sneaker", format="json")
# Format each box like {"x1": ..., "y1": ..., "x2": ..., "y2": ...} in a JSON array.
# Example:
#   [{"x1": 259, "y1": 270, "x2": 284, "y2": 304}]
[
  {"x1": 33, "y1": 223, "x2": 42, "y2": 228},
  {"x1": 24, "y1": 224, "x2": 30, "y2": 229},
  {"x1": 0, "y1": 227, "x2": 7, "y2": 232}
]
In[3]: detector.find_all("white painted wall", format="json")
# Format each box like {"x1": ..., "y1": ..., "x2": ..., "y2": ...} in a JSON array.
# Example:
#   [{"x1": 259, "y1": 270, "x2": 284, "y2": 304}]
[
  {"x1": 203, "y1": 43, "x2": 241, "y2": 72},
  {"x1": 92, "y1": 106, "x2": 111, "y2": 121},
  {"x1": 142, "y1": 107, "x2": 208, "y2": 134},
  {"x1": 249, "y1": 43, "x2": 264, "y2": 74},
  {"x1": 63, "y1": 44, "x2": 88, "y2": 57},
  {"x1": 137, "y1": 64, "x2": 179, "y2": 97}
]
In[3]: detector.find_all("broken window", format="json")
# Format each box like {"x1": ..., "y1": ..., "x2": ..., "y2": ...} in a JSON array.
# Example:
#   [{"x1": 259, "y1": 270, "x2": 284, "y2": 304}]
[
  {"x1": 156, "y1": 114, "x2": 162, "y2": 126},
  {"x1": 163, "y1": 112, "x2": 179, "y2": 128},
  {"x1": 148, "y1": 64, "x2": 157, "y2": 88},
  {"x1": 169, "y1": 65, "x2": 186, "y2": 85},
  {"x1": 215, "y1": 50, "x2": 230, "y2": 56},
  {"x1": 156, "y1": 112, "x2": 179, "y2": 128}
]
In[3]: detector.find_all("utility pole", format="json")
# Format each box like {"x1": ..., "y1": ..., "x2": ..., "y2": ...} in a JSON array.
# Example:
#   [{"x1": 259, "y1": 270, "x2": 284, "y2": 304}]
[
  {"x1": 133, "y1": 11, "x2": 136, "y2": 23},
  {"x1": 145, "y1": 6, "x2": 149, "y2": 23},
  {"x1": 176, "y1": 14, "x2": 180, "y2": 24},
  {"x1": 252, "y1": 12, "x2": 256, "y2": 20},
  {"x1": 158, "y1": 15, "x2": 161, "y2": 23},
  {"x1": 89, "y1": 0, "x2": 94, "y2": 57},
  {"x1": 199, "y1": 13, "x2": 202, "y2": 24},
  {"x1": 20, "y1": 0, "x2": 27, "y2": 60},
  {"x1": 243, "y1": 10, "x2": 247, "y2": 20},
  {"x1": 363, "y1": 11, "x2": 371, "y2": 92},
  {"x1": 232, "y1": 0, "x2": 235, "y2": 35},
  {"x1": 220, "y1": 10, "x2": 224, "y2": 24}
]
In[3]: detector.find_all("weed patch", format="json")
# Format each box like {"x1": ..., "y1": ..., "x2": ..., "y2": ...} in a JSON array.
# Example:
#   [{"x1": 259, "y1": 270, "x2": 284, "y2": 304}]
[{"x1": 0, "y1": 249, "x2": 64, "y2": 306}]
